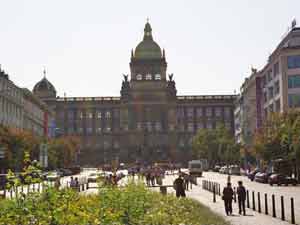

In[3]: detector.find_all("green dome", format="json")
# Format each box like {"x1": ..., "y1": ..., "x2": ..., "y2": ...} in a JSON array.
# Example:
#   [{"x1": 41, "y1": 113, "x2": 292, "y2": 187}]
[{"x1": 134, "y1": 22, "x2": 162, "y2": 59}]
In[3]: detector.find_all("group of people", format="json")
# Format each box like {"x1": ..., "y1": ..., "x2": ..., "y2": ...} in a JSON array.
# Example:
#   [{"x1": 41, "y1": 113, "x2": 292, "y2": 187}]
[
  {"x1": 69, "y1": 176, "x2": 80, "y2": 190},
  {"x1": 222, "y1": 181, "x2": 246, "y2": 216}
]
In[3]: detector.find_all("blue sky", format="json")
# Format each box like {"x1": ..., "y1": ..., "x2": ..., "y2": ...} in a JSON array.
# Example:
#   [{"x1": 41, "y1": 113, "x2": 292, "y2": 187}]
[{"x1": 0, "y1": 0, "x2": 299, "y2": 97}]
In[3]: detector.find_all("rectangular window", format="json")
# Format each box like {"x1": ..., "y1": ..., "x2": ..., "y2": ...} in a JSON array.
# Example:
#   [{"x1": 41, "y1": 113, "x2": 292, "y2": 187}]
[
  {"x1": 224, "y1": 107, "x2": 231, "y2": 118},
  {"x1": 196, "y1": 108, "x2": 203, "y2": 117},
  {"x1": 87, "y1": 111, "x2": 93, "y2": 119},
  {"x1": 274, "y1": 81, "x2": 280, "y2": 94},
  {"x1": 215, "y1": 107, "x2": 222, "y2": 117},
  {"x1": 105, "y1": 111, "x2": 111, "y2": 119},
  {"x1": 288, "y1": 75, "x2": 300, "y2": 89},
  {"x1": 187, "y1": 108, "x2": 194, "y2": 118},
  {"x1": 205, "y1": 107, "x2": 212, "y2": 117},
  {"x1": 274, "y1": 62, "x2": 279, "y2": 76},
  {"x1": 177, "y1": 108, "x2": 184, "y2": 118},
  {"x1": 268, "y1": 86, "x2": 274, "y2": 99},
  {"x1": 267, "y1": 70, "x2": 272, "y2": 82},
  {"x1": 137, "y1": 122, "x2": 142, "y2": 130},
  {"x1": 288, "y1": 94, "x2": 300, "y2": 108},
  {"x1": 288, "y1": 55, "x2": 300, "y2": 69},
  {"x1": 96, "y1": 111, "x2": 102, "y2": 119}
]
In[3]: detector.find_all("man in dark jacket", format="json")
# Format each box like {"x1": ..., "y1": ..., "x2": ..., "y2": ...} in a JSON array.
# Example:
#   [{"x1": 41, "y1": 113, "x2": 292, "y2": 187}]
[
  {"x1": 237, "y1": 181, "x2": 246, "y2": 215},
  {"x1": 173, "y1": 174, "x2": 186, "y2": 198},
  {"x1": 222, "y1": 182, "x2": 234, "y2": 215}
]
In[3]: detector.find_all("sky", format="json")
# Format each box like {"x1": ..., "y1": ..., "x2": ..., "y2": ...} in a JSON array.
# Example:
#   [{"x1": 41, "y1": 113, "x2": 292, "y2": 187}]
[{"x1": 0, "y1": 0, "x2": 299, "y2": 97}]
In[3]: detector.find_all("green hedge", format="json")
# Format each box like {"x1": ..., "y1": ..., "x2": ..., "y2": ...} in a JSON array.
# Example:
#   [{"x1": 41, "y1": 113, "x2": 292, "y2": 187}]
[{"x1": 0, "y1": 183, "x2": 228, "y2": 225}]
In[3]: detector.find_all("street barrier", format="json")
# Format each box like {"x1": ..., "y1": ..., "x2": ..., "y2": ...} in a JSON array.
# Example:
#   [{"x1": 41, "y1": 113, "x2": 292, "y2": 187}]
[
  {"x1": 272, "y1": 194, "x2": 276, "y2": 218},
  {"x1": 258, "y1": 192, "x2": 261, "y2": 213},
  {"x1": 265, "y1": 193, "x2": 268, "y2": 215},
  {"x1": 252, "y1": 191, "x2": 256, "y2": 211},
  {"x1": 291, "y1": 198, "x2": 295, "y2": 224},
  {"x1": 281, "y1": 196, "x2": 285, "y2": 221}
]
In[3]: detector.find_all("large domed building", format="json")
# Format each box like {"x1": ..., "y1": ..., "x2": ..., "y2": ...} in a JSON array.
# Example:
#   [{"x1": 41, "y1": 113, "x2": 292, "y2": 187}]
[
  {"x1": 33, "y1": 75, "x2": 56, "y2": 99},
  {"x1": 33, "y1": 21, "x2": 236, "y2": 166}
]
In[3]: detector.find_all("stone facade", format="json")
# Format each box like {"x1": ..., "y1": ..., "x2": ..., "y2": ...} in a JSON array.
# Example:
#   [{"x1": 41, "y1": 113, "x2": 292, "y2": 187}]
[{"x1": 33, "y1": 22, "x2": 236, "y2": 166}]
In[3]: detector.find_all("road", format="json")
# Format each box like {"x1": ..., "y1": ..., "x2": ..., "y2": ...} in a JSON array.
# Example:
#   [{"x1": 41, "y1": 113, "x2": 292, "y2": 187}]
[{"x1": 200, "y1": 171, "x2": 300, "y2": 224}]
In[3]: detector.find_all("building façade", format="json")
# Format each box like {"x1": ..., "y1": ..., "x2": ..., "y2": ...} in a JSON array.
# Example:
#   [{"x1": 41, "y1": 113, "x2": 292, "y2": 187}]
[{"x1": 33, "y1": 22, "x2": 236, "y2": 166}]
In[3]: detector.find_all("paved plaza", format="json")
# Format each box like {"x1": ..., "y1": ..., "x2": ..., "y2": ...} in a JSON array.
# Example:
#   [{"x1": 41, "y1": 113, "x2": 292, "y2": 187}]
[{"x1": 162, "y1": 172, "x2": 299, "y2": 225}]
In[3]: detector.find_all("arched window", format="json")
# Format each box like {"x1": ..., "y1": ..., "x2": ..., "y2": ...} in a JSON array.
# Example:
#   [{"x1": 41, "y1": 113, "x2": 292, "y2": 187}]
[
  {"x1": 136, "y1": 74, "x2": 142, "y2": 80},
  {"x1": 155, "y1": 74, "x2": 161, "y2": 80},
  {"x1": 145, "y1": 74, "x2": 152, "y2": 80}
]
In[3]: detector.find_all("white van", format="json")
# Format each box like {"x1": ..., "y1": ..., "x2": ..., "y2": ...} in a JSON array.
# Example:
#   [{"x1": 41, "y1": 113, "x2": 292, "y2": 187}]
[{"x1": 188, "y1": 160, "x2": 203, "y2": 177}]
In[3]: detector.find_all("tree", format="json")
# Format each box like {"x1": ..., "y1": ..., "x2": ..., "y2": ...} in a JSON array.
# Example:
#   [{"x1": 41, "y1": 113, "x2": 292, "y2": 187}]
[
  {"x1": 192, "y1": 123, "x2": 239, "y2": 167},
  {"x1": 253, "y1": 110, "x2": 300, "y2": 178}
]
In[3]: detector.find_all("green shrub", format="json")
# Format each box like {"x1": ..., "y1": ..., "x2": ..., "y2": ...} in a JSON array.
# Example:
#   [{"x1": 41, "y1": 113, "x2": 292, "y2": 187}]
[{"x1": 0, "y1": 182, "x2": 228, "y2": 225}]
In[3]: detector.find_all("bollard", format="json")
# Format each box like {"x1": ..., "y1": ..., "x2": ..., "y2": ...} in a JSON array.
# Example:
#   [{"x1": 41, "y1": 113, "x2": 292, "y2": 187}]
[
  {"x1": 272, "y1": 194, "x2": 276, "y2": 218},
  {"x1": 213, "y1": 184, "x2": 216, "y2": 203},
  {"x1": 252, "y1": 191, "x2": 256, "y2": 211},
  {"x1": 247, "y1": 190, "x2": 250, "y2": 208},
  {"x1": 281, "y1": 196, "x2": 285, "y2": 221},
  {"x1": 291, "y1": 198, "x2": 295, "y2": 224},
  {"x1": 258, "y1": 192, "x2": 261, "y2": 213},
  {"x1": 160, "y1": 186, "x2": 167, "y2": 195},
  {"x1": 265, "y1": 193, "x2": 268, "y2": 215}
]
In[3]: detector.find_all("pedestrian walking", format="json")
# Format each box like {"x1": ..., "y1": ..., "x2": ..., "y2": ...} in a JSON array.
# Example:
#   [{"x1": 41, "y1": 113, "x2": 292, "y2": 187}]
[
  {"x1": 70, "y1": 176, "x2": 76, "y2": 188},
  {"x1": 237, "y1": 181, "x2": 246, "y2": 215},
  {"x1": 173, "y1": 174, "x2": 186, "y2": 198},
  {"x1": 184, "y1": 174, "x2": 189, "y2": 191},
  {"x1": 74, "y1": 177, "x2": 79, "y2": 191},
  {"x1": 222, "y1": 182, "x2": 234, "y2": 216}
]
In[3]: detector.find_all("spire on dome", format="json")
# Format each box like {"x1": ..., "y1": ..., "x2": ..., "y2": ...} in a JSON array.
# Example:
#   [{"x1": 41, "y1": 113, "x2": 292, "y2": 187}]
[{"x1": 143, "y1": 19, "x2": 153, "y2": 41}]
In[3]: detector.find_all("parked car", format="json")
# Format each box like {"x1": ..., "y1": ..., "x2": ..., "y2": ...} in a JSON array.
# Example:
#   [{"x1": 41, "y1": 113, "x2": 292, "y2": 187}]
[
  {"x1": 268, "y1": 174, "x2": 298, "y2": 186},
  {"x1": 59, "y1": 168, "x2": 73, "y2": 177},
  {"x1": 254, "y1": 172, "x2": 272, "y2": 183},
  {"x1": 219, "y1": 166, "x2": 229, "y2": 174},
  {"x1": 229, "y1": 165, "x2": 240, "y2": 175},
  {"x1": 248, "y1": 169, "x2": 259, "y2": 181},
  {"x1": 87, "y1": 172, "x2": 105, "y2": 183},
  {"x1": 213, "y1": 165, "x2": 221, "y2": 172},
  {"x1": 46, "y1": 171, "x2": 61, "y2": 181}
]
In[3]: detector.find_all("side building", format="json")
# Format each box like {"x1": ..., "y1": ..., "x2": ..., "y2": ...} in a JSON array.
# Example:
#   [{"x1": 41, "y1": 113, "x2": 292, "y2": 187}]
[
  {"x1": 0, "y1": 67, "x2": 53, "y2": 137},
  {"x1": 235, "y1": 24, "x2": 300, "y2": 150},
  {"x1": 33, "y1": 22, "x2": 236, "y2": 166}
]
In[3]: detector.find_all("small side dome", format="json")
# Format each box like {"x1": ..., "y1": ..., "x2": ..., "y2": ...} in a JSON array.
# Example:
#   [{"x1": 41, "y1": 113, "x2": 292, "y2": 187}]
[
  {"x1": 33, "y1": 75, "x2": 56, "y2": 99},
  {"x1": 134, "y1": 21, "x2": 162, "y2": 59}
]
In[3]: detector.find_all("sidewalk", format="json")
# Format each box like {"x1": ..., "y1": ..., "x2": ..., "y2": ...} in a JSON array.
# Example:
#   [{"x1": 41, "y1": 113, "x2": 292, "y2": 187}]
[{"x1": 163, "y1": 175, "x2": 293, "y2": 225}]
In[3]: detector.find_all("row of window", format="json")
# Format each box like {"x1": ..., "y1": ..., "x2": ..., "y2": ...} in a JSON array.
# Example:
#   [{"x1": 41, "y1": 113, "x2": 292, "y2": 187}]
[
  {"x1": 62, "y1": 120, "x2": 232, "y2": 135},
  {"x1": 59, "y1": 107, "x2": 232, "y2": 120},
  {"x1": 136, "y1": 73, "x2": 161, "y2": 80},
  {"x1": 288, "y1": 94, "x2": 300, "y2": 108},
  {"x1": 288, "y1": 75, "x2": 300, "y2": 89},
  {"x1": 262, "y1": 62, "x2": 280, "y2": 87},
  {"x1": 263, "y1": 81, "x2": 280, "y2": 102},
  {"x1": 287, "y1": 55, "x2": 300, "y2": 69},
  {"x1": 177, "y1": 107, "x2": 231, "y2": 118}
]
